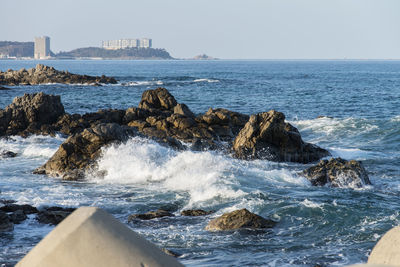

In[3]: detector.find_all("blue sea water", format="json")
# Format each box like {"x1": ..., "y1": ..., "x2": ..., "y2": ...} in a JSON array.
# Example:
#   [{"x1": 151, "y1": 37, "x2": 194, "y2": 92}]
[{"x1": 0, "y1": 60, "x2": 399, "y2": 266}]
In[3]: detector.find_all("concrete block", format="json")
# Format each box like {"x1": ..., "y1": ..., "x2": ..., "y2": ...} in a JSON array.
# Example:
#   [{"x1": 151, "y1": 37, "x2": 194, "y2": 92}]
[
  {"x1": 17, "y1": 207, "x2": 184, "y2": 267},
  {"x1": 368, "y1": 226, "x2": 400, "y2": 266}
]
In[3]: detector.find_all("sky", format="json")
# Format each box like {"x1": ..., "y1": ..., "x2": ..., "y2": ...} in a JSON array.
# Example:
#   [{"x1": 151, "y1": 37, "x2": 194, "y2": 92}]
[{"x1": 1, "y1": 0, "x2": 400, "y2": 59}]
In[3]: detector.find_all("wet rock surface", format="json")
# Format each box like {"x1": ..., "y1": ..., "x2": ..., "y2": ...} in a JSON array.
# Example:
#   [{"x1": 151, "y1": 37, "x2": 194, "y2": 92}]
[
  {"x1": 35, "y1": 207, "x2": 76, "y2": 225},
  {"x1": 0, "y1": 150, "x2": 17, "y2": 158},
  {"x1": 34, "y1": 123, "x2": 135, "y2": 180},
  {"x1": 0, "y1": 211, "x2": 13, "y2": 232},
  {"x1": 0, "y1": 64, "x2": 117, "y2": 86},
  {"x1": 181, "y1": 209, "x2": 214, "y2": 216},
  {"x1": 0, "y1": 92, "x2": 65, "y2": 136},
  {"x1": 128, "y1": 209, "x2": 175, "y2": 221},
  {"x1": 232, "y1": 110, "x2": 330, "y2": 163},
  {"x1": 301, "y1": 157, "x2": 371, "y2": 188},
  {"x1": 205, "y1": 209, "x2": 276, "y2": 231}
]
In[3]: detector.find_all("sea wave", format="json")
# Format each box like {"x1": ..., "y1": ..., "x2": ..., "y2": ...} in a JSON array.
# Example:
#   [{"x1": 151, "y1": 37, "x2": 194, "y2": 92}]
[
  {"x1": 121, "y1": 80, "x2": 164, "y2": 86},
  {"x1": 91, "y1": 137, "x2": 245, "y2": 207},
  {"x1": 193, "y1": 78, "x2": 220, "y2": 83}
]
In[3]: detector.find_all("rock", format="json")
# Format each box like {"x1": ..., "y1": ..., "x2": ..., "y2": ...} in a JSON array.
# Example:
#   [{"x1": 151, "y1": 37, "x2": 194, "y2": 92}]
[
  {"x1": 205, "y1": 209, "x2": 276, "y2": 231},
  {"x1": 0, "y1": 204, "x2": 38, "y2": 214},
  {"x1": 301, "y1": 157, "x2": 371, "y2": 188},
  {"x1": 9, "y1": 210, "x2": 28, "y2": 224},
  {"x1": 173, "y1": 103, "x2": 195, "y2": 118},
  {"x1": 36, "y1": 207, "x2": 76, "y2": 225},
  {"x1": 232, "y1": 110, "x2": 330, "y2": 163},
  {"x1": 0, "y1": 92, "x2": 65, "y2": 136},
  {"x1": 34, "y1": 123, "x2": 135, "y2": 180},
  {"x1": 0, "y1": 211, "x2": 13, "y2": 232},
  {"x1": 0, "y1": 64, "x2": 117, "y2": 86},
  {"x1": 162, "y1": 248, "x2": 182, "y2": 258},
  {"x1": 139, "y1": 87, "x2": 177, "y2": 111},
  {"x1": 128, "y1": 209, "x2": 175, "y2": 221},
  {"x1": 0, "y1": 150, "x2": 17, "y2": 158},
  {"x1": 0, "y1": 86, "x2": 10, "y2": 90},
  {"x1": 181, "y1": 209, "x2": 214, "y2": 216}
]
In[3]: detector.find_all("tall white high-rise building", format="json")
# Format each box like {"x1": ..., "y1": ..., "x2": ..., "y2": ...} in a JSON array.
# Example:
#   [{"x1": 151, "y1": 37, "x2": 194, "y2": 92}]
[{"x1": 34, "y1": 36, "x2": 50, "y2": 59}]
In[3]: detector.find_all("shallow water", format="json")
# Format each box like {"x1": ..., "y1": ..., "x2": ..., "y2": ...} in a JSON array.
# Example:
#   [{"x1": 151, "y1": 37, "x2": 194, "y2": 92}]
[{"x1": 0, "y1": 60, "x2": 399, "y2": 266}]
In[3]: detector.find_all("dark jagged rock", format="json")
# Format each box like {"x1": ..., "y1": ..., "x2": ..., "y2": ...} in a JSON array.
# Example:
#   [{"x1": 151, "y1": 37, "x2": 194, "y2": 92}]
[
  {"x1": 0, "y1": 204, "x2": 38, "y2": 214},
  {"x1": 128, "y1": 209, "x2": 175, "y2": 221},
  {"x1": 181, "y1": 209, "x2": 214, "y2": 216},
  {"x1": 0, "y1": 211, "x2": 13, "y2": 232},
  {"x1": 36, "y1": 207, "x2": 76, "y2": 225},
  {"x1": 0, "y1": 150, "x2": 17, "y2": 158},
  {"x1": 34, "y1": 123, "x2": 135, "y2": 180},
  {"x1": 232, "y1": 110, "x2": 330, "y2": 163},
  {"x1": 205, "y1": 209, "x2": 276, "y2": 231},
  {"x1": 139, "y1": 87, "x2": 177, "y2": 111},
  {"x1": 0, "y1": 64, "x2": 117, "y2": 86},
  {"x1": 0, "y1": 92, "x2": 65, "y2": 136},
  {"x1": 301, "y1": 157, "x2": 371, "y2": 188}
]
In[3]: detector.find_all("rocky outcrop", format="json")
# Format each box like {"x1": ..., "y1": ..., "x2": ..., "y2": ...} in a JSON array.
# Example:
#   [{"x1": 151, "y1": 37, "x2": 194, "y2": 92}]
[
  {"x1": 0, "y1": 204, "x2": 38, "y2": 214},
  {"x1": 34, "y1": 123, "x2": 135, "y2": 180},
  {"x1": 181, "y1": 209, "x2": 214, "y2": 216},
  {"x1": 128, "y1": 209, "x2": 175, "y2": 221},
  {"x1": 205, "y1": 209, "x2": 276, "y2": 231},
  {"x1": 0, "y1": 92, "x2": 65, "y2": 136},
  {"x1": 0, "y1": 64, "x2": 117, "y2": 86},
  {"x1": 301, "y1": 157, "x2": 371, "y2": 188},
  {"x1": 232, "y1": 110, "x2": 330, "y2": 163}
]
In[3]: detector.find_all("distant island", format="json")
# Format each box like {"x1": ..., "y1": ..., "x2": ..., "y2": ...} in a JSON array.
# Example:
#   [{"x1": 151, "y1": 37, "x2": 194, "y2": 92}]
[
  {"x1": 56, "y1": 47, "x2": 173, "y2": 60},
  {"x1": 0, "y1": 41, "x2": 173, "y2": 60},
  {"x1": 192, "y1": 54, "x2": 218, "y2": 60}
]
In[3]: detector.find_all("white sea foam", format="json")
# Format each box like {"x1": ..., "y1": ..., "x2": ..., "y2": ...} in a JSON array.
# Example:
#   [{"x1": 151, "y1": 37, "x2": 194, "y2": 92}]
[
  {"x1": 92, "y1": 137, "x2": 245, "y2": 207},
  {"x1": 122, "y1": 80, "x2": 164, "y2": 86},
  {"x1": 300, "y1": 199, "x2": 324, "y2": 209},
  {"x1": 0, "y1": 134, "x2": 63, "y2": 158},
  {"x1": 193, "y1": 78, "x2": 220, "y2": 83},
  {"x1": 391, "y1": 115, "x2": 400, "y2": 122}
]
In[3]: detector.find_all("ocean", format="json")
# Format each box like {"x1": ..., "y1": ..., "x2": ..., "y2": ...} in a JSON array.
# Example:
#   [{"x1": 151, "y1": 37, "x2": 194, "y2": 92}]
[{"x1": 0, "y1": 60, "x2": 399, "y2": 266}]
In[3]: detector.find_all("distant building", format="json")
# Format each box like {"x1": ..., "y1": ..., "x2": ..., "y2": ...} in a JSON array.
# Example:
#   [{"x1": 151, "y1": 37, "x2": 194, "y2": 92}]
[
  {"x1": 140, "y1": 38, "x2": 152, "y2": 48},
  {"x1": 102, "y1": 38, "x2": 152, "y2": 50},
  {"x1": 34, "y1": 36, "x2": 50, "y2": 59}
]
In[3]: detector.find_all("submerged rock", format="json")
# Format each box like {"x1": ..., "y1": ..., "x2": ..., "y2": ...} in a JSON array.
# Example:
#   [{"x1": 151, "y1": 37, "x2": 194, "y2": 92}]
[
  {"x1": 128, "y1": 209, "x2": 175, "y2": 221},
  {"x1": 0, "y1": 150, "x2": 17, "y2": 158},
  {"x1": 232, "y1": 110, "x2": 330, "y2": 163},
  {"x1": 205, "y1": 209, "x2": 276, "y2": 231},
  {"x1": 0, "y1": 86, "x2": 10, "y2": 90},
  {"x1": 9, "y1": 210, "x2": 27, "y2": 224},
  {"x1": 34, "y1": 123, "x2": 135, "y2": 180},
  {"x1": 0, "y1": 64, "x2": 117, "y2": 86},
  {"x1": 181, "y1": 209, "x2": 214, "y2": 216},
  {"x1": 0, "y1": 92, "x2": 65, "y2": 136},
  {"x1": 0, "y1": 211, "x2": 13, "y2": 232},
  {"x1": 301, "y1": 157, "x2": 371, "y2": 188},
  {"x1": 0, "y1": 203, "x2": 38, "y2": 214},
  {"x1": 162, "y1": 248, "x2": 182, "y2": 258}
]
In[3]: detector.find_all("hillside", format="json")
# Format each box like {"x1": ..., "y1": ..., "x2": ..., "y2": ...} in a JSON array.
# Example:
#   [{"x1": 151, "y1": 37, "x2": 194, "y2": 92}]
[
  {"x1": 0, "y1": 41, "x2": 34, "y2": 57},
  {"x1": 56, "y1": 47, "x2": 173, "y2": 59}
]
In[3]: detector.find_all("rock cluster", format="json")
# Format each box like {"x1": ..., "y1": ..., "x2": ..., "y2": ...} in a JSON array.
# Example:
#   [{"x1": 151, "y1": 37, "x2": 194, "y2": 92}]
[
  {"x1": 205, "y1": 209, "x2": 276, "y2": 231},
  {"x1": 301, "y1": 157, "x2": 371, "y2": 188},
  {"x1": 0, "y1": 64, "x2": 117, "y2": 86},
  {"x1": 0, "y1": 88, "x2": 351, "y2": 182},
  {"x1": 128, "y1": 209, "x2": 175, "y2": 221},
  {"x1": 0, "y1": 202, "x2": 74, "y2": 232}
]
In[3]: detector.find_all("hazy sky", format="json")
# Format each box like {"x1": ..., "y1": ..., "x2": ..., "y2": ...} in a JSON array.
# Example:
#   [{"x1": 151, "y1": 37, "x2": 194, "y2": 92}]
[{"x1": 2, "y1": 0, "x2": 400, "y2": 59}]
